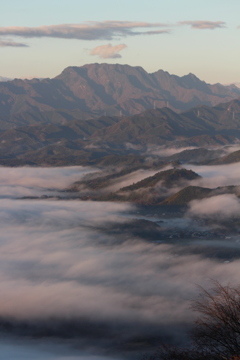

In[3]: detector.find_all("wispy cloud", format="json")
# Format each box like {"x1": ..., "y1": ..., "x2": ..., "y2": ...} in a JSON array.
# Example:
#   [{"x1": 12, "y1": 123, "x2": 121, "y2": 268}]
[
  {"x1": 0, "y1": 21, "x2": 171, "y2": 41},
  {"x1": 90, "y1": 43, "x2": 127, "y2": 59},
  {"x1": 0, "y1": 39, "x2": 28, "y2": 47},
  {"x1": 179, "y1": 20, "x2": 226, "y2": 30}
]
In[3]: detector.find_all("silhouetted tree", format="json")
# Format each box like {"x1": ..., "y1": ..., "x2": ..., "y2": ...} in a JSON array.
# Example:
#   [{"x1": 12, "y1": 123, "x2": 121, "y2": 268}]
[
  {"x1": 144, "y1": 281, "x2": 240, "y2": 360},
  {"x1": 191, "y1": 281, "x2": 240, "y2": 359}
]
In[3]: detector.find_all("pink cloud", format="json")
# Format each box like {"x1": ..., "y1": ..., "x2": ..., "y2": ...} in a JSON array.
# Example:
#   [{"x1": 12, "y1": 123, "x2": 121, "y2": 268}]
[
  {"x1": 0, "y1": 21, "x2": 171, "y2": 41},
  {"x1": 90, "y1": 43, "x2": 127, "y2": 59},
  {"x1": 0, "y1": 39, "x2": 28, "y2": 47}
]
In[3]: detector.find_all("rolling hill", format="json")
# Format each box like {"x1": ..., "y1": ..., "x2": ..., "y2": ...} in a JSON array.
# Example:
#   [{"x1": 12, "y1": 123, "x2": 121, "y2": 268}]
[
  {"x1": 83, "y1": 168, "x2": 201, "y2": 205},
  {"x1": 206, "y1": 149, "x2": 240, "y2": 165},
  {"x1": 159, "y1": 185, "x2": 240, "y2": 206},
  {"x1": 119, "y1": 168, "x2": 200, "y2": 191}
]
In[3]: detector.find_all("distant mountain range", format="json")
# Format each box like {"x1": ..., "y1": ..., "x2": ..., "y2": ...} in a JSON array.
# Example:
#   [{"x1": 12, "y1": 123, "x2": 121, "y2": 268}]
[
  {"x1": 0, "y1": 97, "x2": 240, "y2": 167},
  {"x1": 1, "y1": 63, "x2": 240, "y2": 130}
]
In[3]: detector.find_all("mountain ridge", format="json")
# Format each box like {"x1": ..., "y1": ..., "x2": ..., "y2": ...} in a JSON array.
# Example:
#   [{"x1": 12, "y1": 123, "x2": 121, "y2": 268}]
[
  {"x1": 1, "y1": 63, "x2": 240, "y2": 130},
  {"x1": 1, "y1": 98, "x2": 240, "y2": 166}
]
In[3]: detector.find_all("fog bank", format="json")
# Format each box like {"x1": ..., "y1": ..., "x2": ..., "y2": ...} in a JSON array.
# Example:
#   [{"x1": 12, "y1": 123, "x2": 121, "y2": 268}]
[{"x1": 1, "y1": 165, "x2": 240, "y2": 359}]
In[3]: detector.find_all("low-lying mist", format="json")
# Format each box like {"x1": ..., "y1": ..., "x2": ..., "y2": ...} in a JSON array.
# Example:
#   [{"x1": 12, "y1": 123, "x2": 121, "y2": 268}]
[
  {"x1": 1, "y1": 197, "x2": 240, "y2": 349},
  {"x1": 0, "y1": 166, "x2": 96, "y2": 198},
  {"x1": 1, "y1": 162, "x2": 240, "y2": 359},
  {"x1": 186, "y1": 162, "x2": 240, "y2": 188},
  {"x1": 188, "y1": 194, "x2": 240, "y2": 218}
]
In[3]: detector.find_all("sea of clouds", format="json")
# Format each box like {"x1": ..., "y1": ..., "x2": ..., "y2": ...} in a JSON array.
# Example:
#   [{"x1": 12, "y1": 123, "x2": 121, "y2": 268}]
[{"x1": 0, "y1": 163, "x2": 240, "y2": 359}]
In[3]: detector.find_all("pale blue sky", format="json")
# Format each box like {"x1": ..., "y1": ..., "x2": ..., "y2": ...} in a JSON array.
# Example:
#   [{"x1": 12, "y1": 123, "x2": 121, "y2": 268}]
[{"x1": 1, "y1": 0, "x2": 239, "y2": 84}]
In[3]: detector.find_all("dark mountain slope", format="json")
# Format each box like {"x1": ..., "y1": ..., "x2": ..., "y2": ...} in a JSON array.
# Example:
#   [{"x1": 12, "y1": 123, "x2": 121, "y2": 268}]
[
  {"x1": 90, "y1": 107, "x2": 206, "y2": 145},
  {"x1": 173, "y1": 134, "x2": 237, "y2": 147},
  {"x1": 165, "y1": 148, "x2": 224, "y2": 164},
  {"x1": 159, "y1": 185, "x2": 240, "y2": 206},
  {"x1": 68, "y1": 166, "x2": 148, "y2": 192},
  {"x1": 207, "y1": 149, "x2": 240, "y2": 165},
  {"x1": 120, "y1": 168, "x2": 200, "y2": 192},
  {"x1": 89, "y1": 99, "x2": 240, "y2": 145},
  {"x1": 0, "y1": 116, "x2": 121, "y2": 161},
  {"x1": 182, "y1": 99, "x2": 240, "y2": 135},
  {"x1": 159, "y1": 186, "x2": 213, "y2": 205},
  {"x1": 88, "y1": 168, "x2": 201, "y2": 205}
]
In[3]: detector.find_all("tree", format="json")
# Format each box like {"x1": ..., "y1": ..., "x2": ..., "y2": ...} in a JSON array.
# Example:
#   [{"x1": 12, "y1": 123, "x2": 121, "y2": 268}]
[
  {"x1": 144, "y1": 281, "x2": 240, "y2": 360},
  {"x1": 191, "y1": 281, "x2": 240, "y2": 359}
]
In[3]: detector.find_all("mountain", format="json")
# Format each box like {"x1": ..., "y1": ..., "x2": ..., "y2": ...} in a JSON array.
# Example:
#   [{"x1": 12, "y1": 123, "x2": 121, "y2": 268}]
[
  {"x1": 207, "y1": 149, "x2": 240, "y2": 165},
  {"x1": 159, "y1": 186, "x2": 213, "y2": 205},
  {"x1": 119, "y1": 168, "x2": 200, "y2": 191},
  {"x1": 165, "y1": 148, "x2": 224, "y2": 164},
  {"x1": 86, "y1": 168, "x2": 201, "y2": 205},
  {"x1": 90, "y1": 99, "x2": 240, "y2": 145},
  {"x1": 94, "y1": 182, "x2": 240, "y2": 206},
  {"x1": 68, "y1": 166, "x2": 149, "y2": 192},
  {"x1": 0, "y1": 63, "x2": 240, "y2": 130},
  {"x1": 0, "y1": 116, "x2": 125, "y2": 166},
  {"x1": 170, "y1": 134, "x2": 237, "y2": 147},
  {"x1": 159, "y1": 185, "x2": 240, "y2": 206},
  {"x1": 1, "y1": 98, "x2": 240, "y2": 167}
]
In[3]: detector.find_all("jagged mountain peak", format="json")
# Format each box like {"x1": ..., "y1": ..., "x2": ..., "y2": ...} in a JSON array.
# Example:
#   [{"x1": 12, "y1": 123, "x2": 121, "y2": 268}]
[
  {"x1": 1, "y1": 63, "x2": 240, "y2": 130},
  {"x1": 185, "y1": 72, "x2": 200, "y2": 79}
]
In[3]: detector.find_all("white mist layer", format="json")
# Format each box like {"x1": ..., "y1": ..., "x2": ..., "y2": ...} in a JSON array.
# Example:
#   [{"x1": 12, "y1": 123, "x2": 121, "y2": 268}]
[
  {"x1": 185, "y1": 162, "x2": 240, "y2": 188},
  {"x1": 188, "y1": 194, "x2": 240, "y2": 217},
  {"x1": 1, "y1": 165, "x2": 240, "y2": 359},
  {"x1": 0, "y1": 197, "x2": 240, "y2": 321},
  {"x1": 0, "y1": 166, "x2": 96, "y2": 198}
]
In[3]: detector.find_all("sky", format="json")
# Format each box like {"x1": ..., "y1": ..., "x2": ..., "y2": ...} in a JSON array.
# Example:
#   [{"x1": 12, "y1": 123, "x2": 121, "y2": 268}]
[{"x1": 1, "y1": 0, "x2": 240, "y2": 84}]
